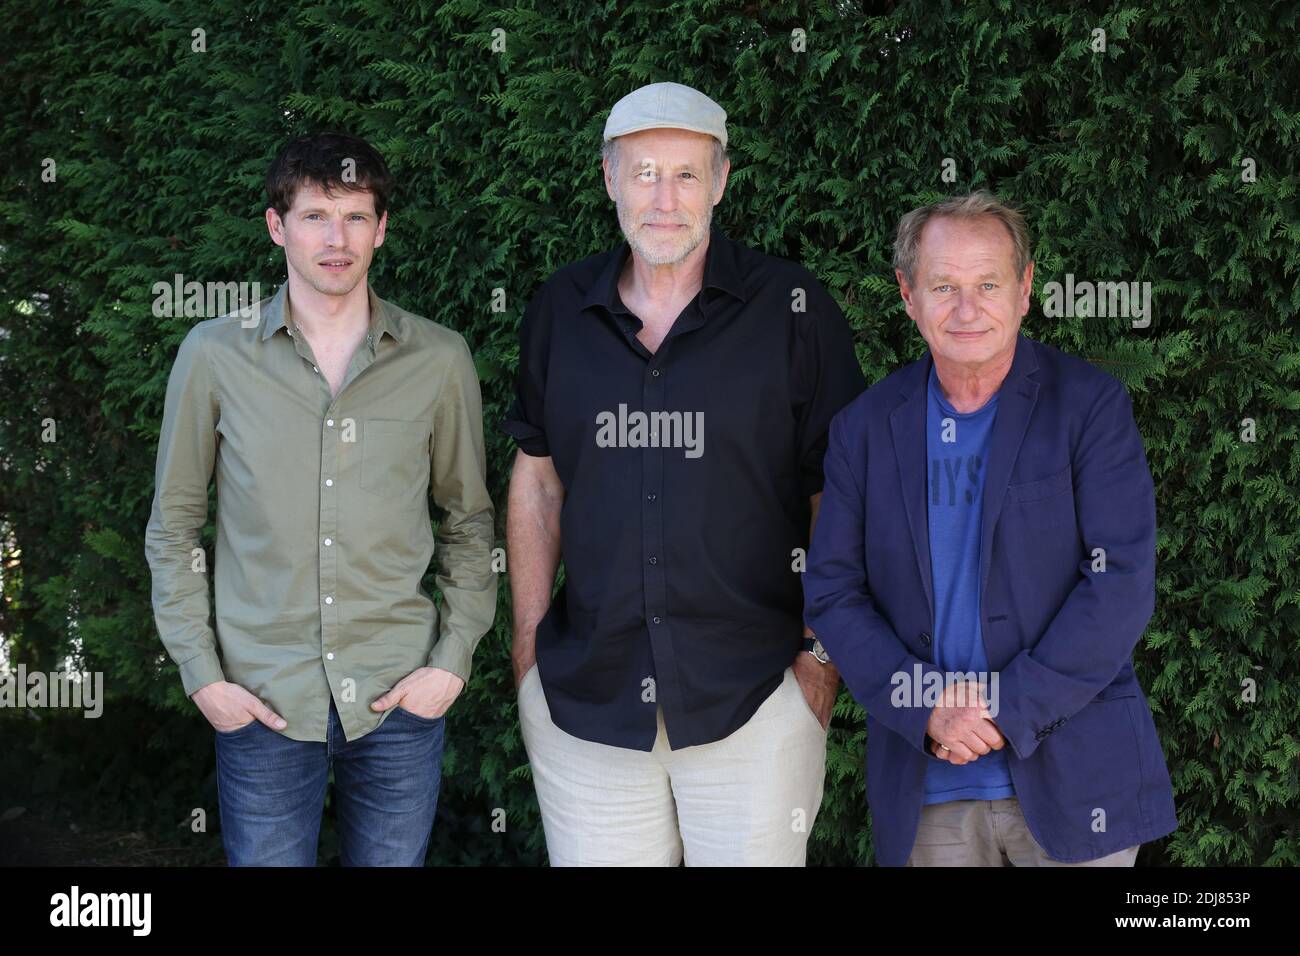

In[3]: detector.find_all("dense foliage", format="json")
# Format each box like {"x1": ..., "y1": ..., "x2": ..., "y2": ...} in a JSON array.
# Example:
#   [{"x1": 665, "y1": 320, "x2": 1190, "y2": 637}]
[{"x1": 1, "y1": 0, "x2": 1296, "y2": 865}]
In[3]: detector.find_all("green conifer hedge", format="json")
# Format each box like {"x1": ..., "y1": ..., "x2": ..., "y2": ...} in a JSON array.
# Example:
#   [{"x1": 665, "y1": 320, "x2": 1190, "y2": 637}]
[{"x1": 1, "y1": 0, "x2": 1295, "y2": 865}]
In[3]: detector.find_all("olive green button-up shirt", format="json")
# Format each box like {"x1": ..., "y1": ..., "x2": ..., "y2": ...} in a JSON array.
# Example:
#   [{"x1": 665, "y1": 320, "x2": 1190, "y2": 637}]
[{"x1": 145, "y1": 281, "x2": 497, "y2": 742}]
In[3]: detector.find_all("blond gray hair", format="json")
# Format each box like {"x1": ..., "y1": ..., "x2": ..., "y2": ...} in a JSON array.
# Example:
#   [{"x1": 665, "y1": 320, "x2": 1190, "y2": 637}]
[{"x1": 893, "y1": 190, "x2": 1031, "y2": 285}]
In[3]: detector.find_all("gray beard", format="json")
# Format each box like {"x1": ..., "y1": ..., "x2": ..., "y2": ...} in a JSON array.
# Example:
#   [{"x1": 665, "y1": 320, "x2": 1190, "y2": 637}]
[{"x1": 618, "y1": 201, "x2": 713, "y2": 266}]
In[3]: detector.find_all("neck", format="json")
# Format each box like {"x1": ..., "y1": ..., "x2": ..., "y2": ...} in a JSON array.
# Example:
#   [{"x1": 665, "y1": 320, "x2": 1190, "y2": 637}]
[
  {"x1": 284, "y1": 270, "x2": 371, "y2": 339},
  {"x1": 622, "y1": 233, "x2": 709, "y2": 305},
  {"x1": 932, "y1": 347, "x2": 1015, "y2": 413}
]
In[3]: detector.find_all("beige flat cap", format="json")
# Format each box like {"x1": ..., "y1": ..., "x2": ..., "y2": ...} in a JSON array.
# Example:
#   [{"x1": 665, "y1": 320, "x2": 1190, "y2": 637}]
[{"x1": 602, "y1": 82, "x2": 728, "y2": 149}]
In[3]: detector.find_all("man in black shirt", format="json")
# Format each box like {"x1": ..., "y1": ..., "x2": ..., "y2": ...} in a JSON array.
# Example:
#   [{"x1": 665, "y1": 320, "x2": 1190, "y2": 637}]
[{"x1": 503, "y1": 82, "x2": 865, "y2": 865}]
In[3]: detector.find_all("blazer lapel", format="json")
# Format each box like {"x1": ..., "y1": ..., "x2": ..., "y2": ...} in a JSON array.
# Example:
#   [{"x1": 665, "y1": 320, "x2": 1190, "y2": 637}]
[
  {"x1": 889, "y1": 351, "x2": 935, "y2": 628},
  {"x1": 978, "y1": 334, "x2": 1040, "y2": 605}
]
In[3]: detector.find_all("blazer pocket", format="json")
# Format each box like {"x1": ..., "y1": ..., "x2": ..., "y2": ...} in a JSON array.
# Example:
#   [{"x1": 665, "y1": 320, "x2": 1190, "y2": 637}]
[
  {"x1": 360, "y1": 419, "x2": 430, "y2": 499},
  {"x1": 1005, "y1": 465, "x2": 1073, "y2": 503}
]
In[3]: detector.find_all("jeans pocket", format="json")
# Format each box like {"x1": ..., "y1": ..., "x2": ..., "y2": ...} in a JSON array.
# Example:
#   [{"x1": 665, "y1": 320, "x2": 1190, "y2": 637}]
[
  {"x1": 215, "y1": 718, "x2": 260, "y2": 738},
  {"x1": 394, "y1": 704, "x2": 445, "y2": 726}
]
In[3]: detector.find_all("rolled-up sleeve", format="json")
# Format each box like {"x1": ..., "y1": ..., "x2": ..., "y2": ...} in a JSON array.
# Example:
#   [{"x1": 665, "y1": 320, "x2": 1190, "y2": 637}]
[
  {"x1": 144, "y1": 325, "x2": 226, "y2": 697},
  {"x1": 500, "y1": 291, "x2": 551, "y2": 457},
  {"x1": 791, "y1": 278, "x2": 867, "y2": 497},
  {"x1": 425, "y1": 334, "x2": 498, "y2": 681}
]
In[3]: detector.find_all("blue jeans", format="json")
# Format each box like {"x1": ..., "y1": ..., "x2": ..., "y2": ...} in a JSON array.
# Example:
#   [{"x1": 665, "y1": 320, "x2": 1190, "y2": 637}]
[{"x1": 214, "y1": 699, "x2": 444, "y2": 866}]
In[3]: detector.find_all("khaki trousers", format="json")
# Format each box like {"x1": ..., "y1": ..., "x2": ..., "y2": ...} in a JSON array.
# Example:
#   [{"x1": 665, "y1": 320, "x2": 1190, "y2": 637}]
[
  {"x1": 906, "y1": 796, "x2": 1140, "y2": 866},
  {"x1": 518, "y1": 664, "x2": 827, "y2": 866}
]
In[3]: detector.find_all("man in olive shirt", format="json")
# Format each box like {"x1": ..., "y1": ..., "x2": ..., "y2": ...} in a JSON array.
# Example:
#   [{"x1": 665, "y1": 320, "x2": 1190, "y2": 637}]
[{"x1": 145, "y1": 132, "x2": 496, "y2": 866}]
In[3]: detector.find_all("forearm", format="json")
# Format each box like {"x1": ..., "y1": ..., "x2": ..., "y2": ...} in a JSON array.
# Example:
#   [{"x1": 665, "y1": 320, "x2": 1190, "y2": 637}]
[
  {"x1": 993, "y1": 381, "x2": 1157, "y2": 758},
  {"x1": 804, "y1": 427, "x2": 937, "y2": 751},
  {"x1": 803, "y1": 493, "x2": 821, "y2": 640},
  {"x1": 506, "y1": 454, "x2": 563, "y2": 660},
  {"x1": 994, "y1": 557, "x2": 1154, "y2": 758}
]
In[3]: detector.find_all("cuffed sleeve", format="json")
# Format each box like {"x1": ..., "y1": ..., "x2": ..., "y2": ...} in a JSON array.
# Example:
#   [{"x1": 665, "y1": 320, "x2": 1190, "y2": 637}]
[
  {"x1": 791, "y1": 278, "x2": 867, "y2": 498},
  {"x1": 500, "y1": 291, "x2": 551, "y2": 457}
]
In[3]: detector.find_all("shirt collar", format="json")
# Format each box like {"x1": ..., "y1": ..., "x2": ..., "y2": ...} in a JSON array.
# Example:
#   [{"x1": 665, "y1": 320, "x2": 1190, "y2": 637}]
[
  {"x1": 578, "y1": 226, "x2": 750, "y2": 315},
  {"x1": 258, "y1": 281, "x2": 406, "y2": 344}
]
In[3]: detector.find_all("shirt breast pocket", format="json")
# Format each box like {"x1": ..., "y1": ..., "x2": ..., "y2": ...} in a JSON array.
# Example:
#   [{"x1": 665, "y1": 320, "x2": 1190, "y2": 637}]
[{"x1": 361, "y1": 419, "x2": 430, "y2": 499}]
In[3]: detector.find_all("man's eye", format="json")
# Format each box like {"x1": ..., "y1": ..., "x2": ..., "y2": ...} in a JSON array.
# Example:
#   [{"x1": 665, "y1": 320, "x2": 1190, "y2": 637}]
[
  {"x1": 982, "y1": 282, "x2": 996, "y2": 290},
  {"x1": 680, "y1": 171, "x2": 696, "y2": 180},
  {"x1": 935, "y1": 285, "x2": 953, "y2": 293}
]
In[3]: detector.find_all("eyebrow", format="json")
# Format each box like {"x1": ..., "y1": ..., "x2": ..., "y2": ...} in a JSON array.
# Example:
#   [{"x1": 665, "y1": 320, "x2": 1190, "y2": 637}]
[
  {"x1": 927, "y1": 271, "x2": 1004, "y2": 283},
  {"x1": 298, "y1": 207, "x2": 372, "y2": 216},
  {"x1": 630, "y1": 159, "x2": 705, "y2": 172}
]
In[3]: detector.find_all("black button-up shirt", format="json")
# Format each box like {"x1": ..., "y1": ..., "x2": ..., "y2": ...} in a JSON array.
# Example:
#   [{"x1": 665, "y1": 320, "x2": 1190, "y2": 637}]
[{"x1": 502, "y1": 228, "x2": 865, "y2": 750}]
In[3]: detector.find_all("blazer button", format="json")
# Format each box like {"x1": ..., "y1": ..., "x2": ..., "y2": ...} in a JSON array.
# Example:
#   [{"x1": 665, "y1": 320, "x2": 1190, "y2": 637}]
[{"x1": 919, "y1": 632, "x2": 932, "y2": 647}]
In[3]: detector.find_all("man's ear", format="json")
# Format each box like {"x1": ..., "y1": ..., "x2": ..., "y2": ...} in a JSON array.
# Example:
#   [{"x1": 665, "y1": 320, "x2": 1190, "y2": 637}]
[
  {"x1": 602, "y1": 155, "x2": 618, "y2": 203},
  {"x1": 373, "y1": 209, "x2": 389, "y2": 248},
  {"x1": 711, "y1": 156, "x2": 731, "y2": 206},
  {"x1": 896, "y1": 269, "x2": 916, "y2": 318},
  {"x1": 1019, "y1": 260, "x2": 1035, "y2": 316},
  {"x1": 266, "y1": 207, "x2": 286, "y2": 247}
]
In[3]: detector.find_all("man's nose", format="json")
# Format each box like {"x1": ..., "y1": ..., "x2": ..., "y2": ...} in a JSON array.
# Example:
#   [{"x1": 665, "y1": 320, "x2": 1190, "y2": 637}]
[
  {"x1": 955, "y1": 287, "x2": 980, "y2": 322},
  {"x1": 652, "y1": 175, "x2": 678, "y2": 213},
  {"x1": 324, "y1": 215, "x2": 346, "y2": 246}
]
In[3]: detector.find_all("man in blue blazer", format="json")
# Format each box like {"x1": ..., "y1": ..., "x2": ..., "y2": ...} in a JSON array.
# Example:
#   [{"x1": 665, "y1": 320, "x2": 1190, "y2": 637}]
[{"x1": 804, "y1": 191, "x2": 1177, "y2": 866}]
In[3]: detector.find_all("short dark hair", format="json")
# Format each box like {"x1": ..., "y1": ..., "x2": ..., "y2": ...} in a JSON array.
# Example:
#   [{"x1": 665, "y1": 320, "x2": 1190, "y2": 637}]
[{"x1": 265, "y1": 131, "x2": 392, "y2": 220}]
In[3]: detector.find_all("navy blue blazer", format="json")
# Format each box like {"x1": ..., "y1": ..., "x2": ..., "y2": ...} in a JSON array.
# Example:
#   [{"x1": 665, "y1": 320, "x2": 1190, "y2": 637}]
[{"x1": 804, "y1": 333, "x2": 1177, "y2": 866}]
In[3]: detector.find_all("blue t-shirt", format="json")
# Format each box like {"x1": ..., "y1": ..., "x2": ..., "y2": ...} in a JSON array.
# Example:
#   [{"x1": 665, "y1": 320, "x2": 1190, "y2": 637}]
[{"x1": 923, "y1": 364, "x2": 1015, "y2": 805}]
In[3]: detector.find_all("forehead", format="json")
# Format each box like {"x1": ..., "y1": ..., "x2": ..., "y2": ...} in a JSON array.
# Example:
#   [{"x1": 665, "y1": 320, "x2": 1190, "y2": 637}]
[
  {"x1": 613, "y1": 128, "x2": 716, "y2": 166},
  {"x1": 917, "y1": 215, "x2": 1016, "y2": 273},
  {"x1": 288, "y1": 180, "x2": 377, "y2": 213}
]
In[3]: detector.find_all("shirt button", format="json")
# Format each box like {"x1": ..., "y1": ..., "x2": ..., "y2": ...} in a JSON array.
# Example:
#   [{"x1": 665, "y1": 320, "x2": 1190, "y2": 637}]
[
  {"x1": 647, "y1": 493, "x2": 656, "y2": 501},
  {"x1": 324, "y1": 596, "x2": 333, "y2": 605},
  {"x1": 325, "y1": 478, "x2": 333, "y2": 487},
  {"x1": 326, "y1": 419, "x2": 335, "y2": 427},
  {"x1": 648, "y1": 556, "x2": 657, "y2": 565},
  {"x1": 326, "y1": 653, "x2": 334, "y2": 661},
  {"x1": 651, "y1": 369, "x2": 660, "y2": 377},
  {"x1": 313, "y1": 365, "x2": 319, "y2": 373},
  {"x1": 652, "y1": 616, "x2": 662, "y2": 624},
  {"x1": 323, "y1": 538, "x2": 332, "y2": 546}
]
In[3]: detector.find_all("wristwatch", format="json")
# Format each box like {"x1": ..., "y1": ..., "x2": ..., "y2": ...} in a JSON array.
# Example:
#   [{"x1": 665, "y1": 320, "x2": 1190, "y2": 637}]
[{"x1": 801, "y1": 635, "x2": 831, "y2": 664}]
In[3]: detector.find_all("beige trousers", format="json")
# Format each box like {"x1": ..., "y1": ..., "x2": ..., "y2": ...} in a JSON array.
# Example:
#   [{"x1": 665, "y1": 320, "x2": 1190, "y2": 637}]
[
  {"x1": 906, "y1": 796, "x2": 1140, "y2": 866},
  {"x1": 518, "y1": 664, "x2": 827, "y2": 866}
]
